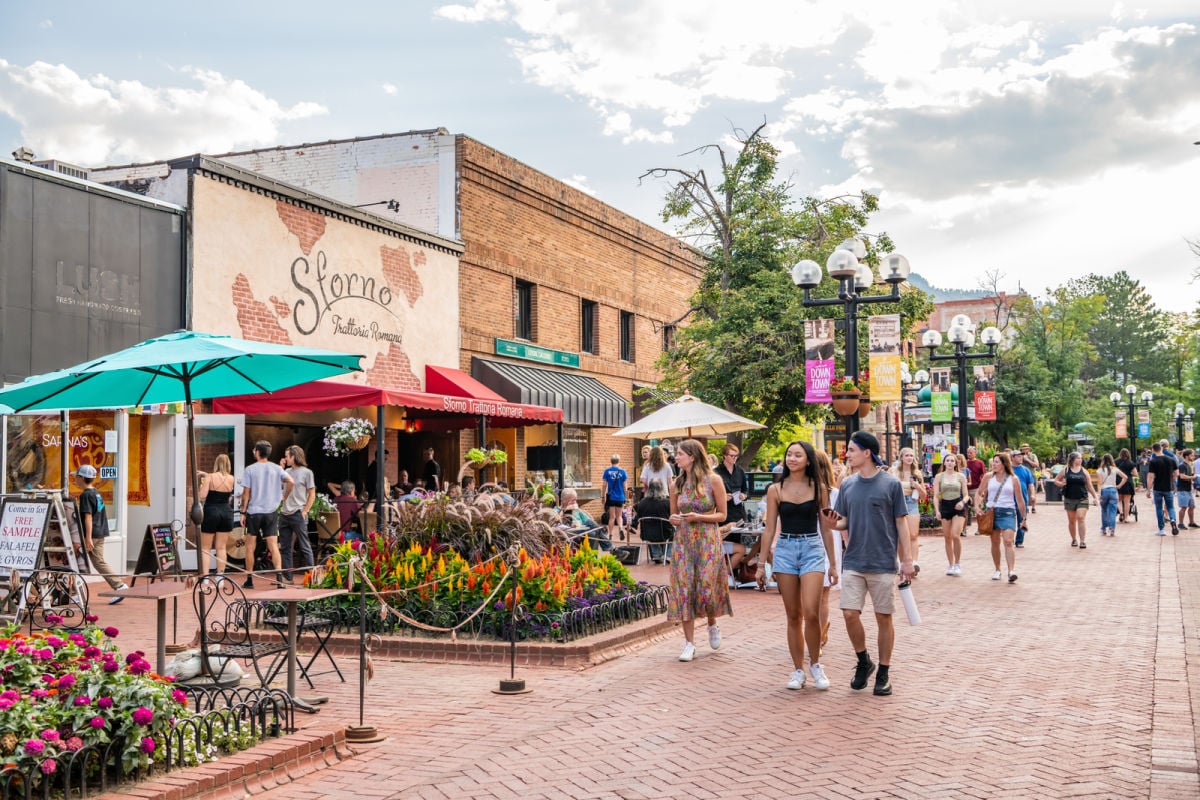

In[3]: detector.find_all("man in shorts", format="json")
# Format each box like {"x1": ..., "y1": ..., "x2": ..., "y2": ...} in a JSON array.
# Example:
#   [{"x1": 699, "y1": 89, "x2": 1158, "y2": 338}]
[
  {"x1": 1177, "y1": 449, "x2": 1196, "y2": 528},
  {"x1": 824, "y1": 431, "x2": 914, "y2": 697},
  {"x1": 601, "y1": 454, "x2": 629, "y2": 543},
  {"x1": 239, "y1": 440, "x2": 294, "y2": 588}
]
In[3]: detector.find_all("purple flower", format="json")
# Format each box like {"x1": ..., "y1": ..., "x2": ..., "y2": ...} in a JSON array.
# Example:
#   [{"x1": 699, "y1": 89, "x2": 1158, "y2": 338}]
[
  {"x1": 69, "y1": 634, "x2": 86, "y2": 645},
  {"x1": 102, "y1": 660, "x2": 119, "y2": 673},
  {"x1": 40, "y1": 729, "x2": 59, "y2": 742},
  {"x1": 23, "y1": 739, "x2": 45, "y2": 755},
  {"x1": 172, "y1": 689, "x2": 187, "y2": 705},
  {"x1": 45, "y1": 634, "x2": 64, "y2": 645},
  {"x1": 15, "y1": 644, "x2": 31, "y2": 656},
  {"x1": 30, "y1": 688, "x2": 49, "y2": 699},
  {"x1": 131, "y1": 706, "x2": 153, "y2": 726},
  {"x1": 103, "y1": 627, "x2": 119, "y2": 638},
  {"x1": 128, "y1": 659, "x2": 151, "y2": 676},
  {"x1": 41, "y1": 674, "x2": 55, "y2": 684},
  {"x1": 85, "y1": 614, "x2": 99, "y2": 623},
  {"x1": 124, "y1": 651, "x2": 143, "y2": 665},
  {"x1": 140, "y1": 737, "x2": 155, "y2": 754},
  {"x1": 0, "y1": 690, "x2": 17, "y2": 701},
  {"x1": 78, "y1": 660, "x2": 92, "y2": 670},
  {"x1": 64, "y1": 737, "x2": 83, "y2": 752},
  {"x1": 0, "y1": 698, "x2": 13, "y2": 711},
  {"x1": 73, "y1": 695, "x2": 91, "y2": 707},
  {"x1": 39, "y1": 758, "x2": 57, "y2": 775},
  {"x1": 96, "y1": 696, "x2": 114, "y2": 710},
  {"x1": 89, "y1": 716, "x2": 105, "y2": 729},
  {"x1": 83, "y1": 646, "x2": 101, "y2": 658},
  {"x1": 57, "y1": 674, "x2": 76, "y2": 690}
]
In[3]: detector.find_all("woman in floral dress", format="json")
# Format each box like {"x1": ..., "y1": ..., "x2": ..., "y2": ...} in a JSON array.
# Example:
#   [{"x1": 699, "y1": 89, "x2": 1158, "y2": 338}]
[{"x1": 668, "y1": 439, "x2": 731, "y2": 662}]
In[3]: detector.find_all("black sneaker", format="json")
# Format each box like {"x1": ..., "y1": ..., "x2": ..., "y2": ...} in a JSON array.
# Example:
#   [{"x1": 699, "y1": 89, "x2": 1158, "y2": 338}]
[
  {"x1": 242, "y1": 576, "x2": 254, "y2": 589},
  {"x1": 1172, "y1": 523, "x2": 1179, "y2": 535},
  {"x1": 851, "y1": 658, "x2": 876, "y2": 691},
  {"x1": 873, "y1": 675, "x2": 892, "y2": 696}
]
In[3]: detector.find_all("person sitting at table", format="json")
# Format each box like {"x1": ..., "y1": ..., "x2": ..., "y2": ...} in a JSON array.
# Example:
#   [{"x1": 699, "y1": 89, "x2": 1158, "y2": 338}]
[
  {"x1": 634, "y1": 478, "x2": 674, "y2": 563},
  {"x1": 560, "y1": 488, "x2": 612, "y2": 551},
  {"x1": 332, "y1": 481, "x2": 362, "y2": 541}
]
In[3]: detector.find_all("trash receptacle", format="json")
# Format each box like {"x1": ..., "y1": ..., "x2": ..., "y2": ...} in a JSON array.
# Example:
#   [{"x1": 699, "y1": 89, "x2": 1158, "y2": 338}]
[{"x1": 1043, "y1": 480, "x2": 1062, "y2": 502}]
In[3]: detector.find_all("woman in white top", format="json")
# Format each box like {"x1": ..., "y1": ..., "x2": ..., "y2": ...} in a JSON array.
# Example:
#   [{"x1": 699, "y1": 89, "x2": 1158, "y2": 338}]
[
  {"x1": 974, "y1": 453, "x2": 1027, "y2": 583},
  {"x1": 641, "y1": 446, "x2": 675, "y2": 495},
  {"x1": 1095, "y1": 453, "x2": 1127, "y2": 536},
  {"x1": 933, "y1": 454, "x2": 969, "y2": 575},
  {"x1": 889, "y1": 448, "x2": 927, "y2": 572}
]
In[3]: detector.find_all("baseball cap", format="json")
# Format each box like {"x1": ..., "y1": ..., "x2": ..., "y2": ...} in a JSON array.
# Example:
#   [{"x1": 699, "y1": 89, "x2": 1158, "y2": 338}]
[{"x1": 74, "y1": 465, "x2": 98, "y2": 479}]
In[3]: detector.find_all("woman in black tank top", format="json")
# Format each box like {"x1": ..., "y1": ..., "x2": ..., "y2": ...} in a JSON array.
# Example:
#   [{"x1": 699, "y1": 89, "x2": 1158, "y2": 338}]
[{"x1": 758, "y1": 441, "x2": 838, "y2": 691}]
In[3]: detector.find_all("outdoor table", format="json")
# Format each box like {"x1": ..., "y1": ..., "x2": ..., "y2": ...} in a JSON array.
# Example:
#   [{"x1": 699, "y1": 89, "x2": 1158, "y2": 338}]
[
  {"x1": 98, "y1": 579, "x2": 193, "y2": 674},
  {"x1": 251, "y1": 586, "x2": 347, "y2": 712}
]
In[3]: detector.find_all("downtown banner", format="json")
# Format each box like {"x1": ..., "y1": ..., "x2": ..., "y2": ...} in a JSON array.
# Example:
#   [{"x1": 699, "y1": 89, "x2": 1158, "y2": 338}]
[
  {"x1": 1137, "y1": 409, "x2": 1151, "y2": 438},
  {"x1": 1115, "y1": 410, "x2": 1127, "y2": 439},
  {"x1": 868, "y1": 314, "x2": 901, "y2": 402},
  {"x1": 931, "y1": 367, "x2": 953, "y2": 422},
  {"x1": 804, "y1": 319, "x2": 836, "y2": 403},
  {"x1": 973, "y1": 365, "x2": 996, "y2": 421},
  {"x1": 1187, "y1": 419, "x2": 1194, "y2": 444}
]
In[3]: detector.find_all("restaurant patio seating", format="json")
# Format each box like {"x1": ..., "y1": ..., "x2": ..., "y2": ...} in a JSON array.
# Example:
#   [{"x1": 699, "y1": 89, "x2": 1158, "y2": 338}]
[
  {"x1": 192, "y1": 575, "x2": 289, "y2": 687},
  {"x1": 261, "y1": 601, "x2": 344, "y2": 689}
]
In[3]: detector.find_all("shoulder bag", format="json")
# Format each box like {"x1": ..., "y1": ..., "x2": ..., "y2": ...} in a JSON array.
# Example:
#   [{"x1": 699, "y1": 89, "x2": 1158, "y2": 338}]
[{"x1": 976, "y1": 477, "x2": 995, "y2": 536}]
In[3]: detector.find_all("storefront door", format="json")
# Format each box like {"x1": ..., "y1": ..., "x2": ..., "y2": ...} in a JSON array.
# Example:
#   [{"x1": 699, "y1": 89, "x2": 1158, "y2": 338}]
[{"x1": 174, "y1": 414, "x2": 245, "y2": 569}]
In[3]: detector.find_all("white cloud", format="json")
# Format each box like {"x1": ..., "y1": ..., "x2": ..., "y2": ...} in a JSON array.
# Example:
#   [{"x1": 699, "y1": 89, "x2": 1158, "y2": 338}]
[
  {"x1": 381, "y1": 82, "x2": 398, "y2": 95},
  {"x1": 434, "y1": 0, "x2": 509, "y2": 23},
  {"x1": 39, "y1": 19, "x2": 52, "y2": 29},
  {"x1": 562, "y1": 174, "x2": 596, "y2": 195},
  {"x1": 0, "y1": 60, "x2": 327, "y2": 164}
]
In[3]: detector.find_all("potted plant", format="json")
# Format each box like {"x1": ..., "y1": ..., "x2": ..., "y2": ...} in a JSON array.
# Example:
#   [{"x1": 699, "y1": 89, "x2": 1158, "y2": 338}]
[
  {"x1": 465, "y1": 447, "x2": 508, "y2": 468},
  {"x1": 830, "y1": 375, "x2": 862, "y2": 416},
  {"x1": 323, "y1": 417, "x2": 375, "y2": 456},
  {"x1": 857, "y1": 369, "x2": 872, "y2": 417}
]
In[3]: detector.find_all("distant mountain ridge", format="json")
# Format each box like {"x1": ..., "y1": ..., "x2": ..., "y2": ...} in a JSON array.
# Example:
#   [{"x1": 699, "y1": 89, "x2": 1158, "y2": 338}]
[{"x1": 906, "y1": 272, "x2": 991, "y2": 302}]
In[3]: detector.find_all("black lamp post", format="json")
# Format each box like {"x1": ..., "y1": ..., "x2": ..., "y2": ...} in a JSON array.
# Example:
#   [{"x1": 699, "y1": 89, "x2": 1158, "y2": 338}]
[
  {"x1": 1173, "y1": 403, "x2": 1195, "y2": 448},
  {"x1": 898, "y1": 366, "x2": 928, "y2": 450},
  {"x1": 792, "y1": 239, "x2": 911, "y2": 444},
  {"x1": 922, "y1": 315, "x2": 1002, "y2": 451},
  {"x1": 1110, "y1": 384, "x2": 1154, "y2": 457}
]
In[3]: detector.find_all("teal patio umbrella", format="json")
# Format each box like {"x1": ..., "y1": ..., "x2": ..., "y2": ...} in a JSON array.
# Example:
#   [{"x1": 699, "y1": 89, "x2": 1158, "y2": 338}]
[{"x1": 0, "y1": 330, "x2": 363, "y2": 525}]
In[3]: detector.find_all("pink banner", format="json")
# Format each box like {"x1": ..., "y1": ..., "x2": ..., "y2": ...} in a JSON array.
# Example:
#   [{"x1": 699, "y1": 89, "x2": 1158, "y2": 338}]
[{"x1": 804, "y1": 319, "x2": 836, "y2": 403}]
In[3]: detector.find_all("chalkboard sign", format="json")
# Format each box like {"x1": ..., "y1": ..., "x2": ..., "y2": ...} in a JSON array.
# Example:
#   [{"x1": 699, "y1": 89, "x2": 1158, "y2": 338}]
[
  {"x1": 132, "y1": 521, "x2": 181, "y2": 579},
  {"x1": 0, "y1": 499, "x2": 53, "y2": 576}
]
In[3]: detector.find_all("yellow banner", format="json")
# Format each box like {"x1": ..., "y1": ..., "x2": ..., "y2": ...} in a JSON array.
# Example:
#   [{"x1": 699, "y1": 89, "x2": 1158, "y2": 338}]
[{"x1": 868, "y1": 314, "x2": 901, "y2": 402}]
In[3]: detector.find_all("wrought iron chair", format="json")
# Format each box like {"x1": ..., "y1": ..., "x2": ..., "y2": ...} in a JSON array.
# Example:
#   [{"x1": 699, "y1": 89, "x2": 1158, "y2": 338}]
[
  {"x1": 192, "y1": 574, "x2": 288, "y2": 687},
  {"x1": 23, "y1": 569, "x2": 91, "y2": 632}
]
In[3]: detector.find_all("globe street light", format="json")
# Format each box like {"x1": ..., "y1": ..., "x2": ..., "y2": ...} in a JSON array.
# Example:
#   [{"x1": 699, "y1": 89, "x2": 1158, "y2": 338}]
[
  {"x1": 922, "y1": 319, "x2": 1002, "y2": 450},
  {"x1": 1111, "y1": 384, "x2": 1153, "y2": 458},
  {"x1": 1173, "y1": 403, "x2": 1195, "y2": 448},
  {"x1": 792, "y1": 240, "x2": 911, "y2": 443},
  {"x1": 898, "y1": 364, "x2": 928, "y2": 452}
]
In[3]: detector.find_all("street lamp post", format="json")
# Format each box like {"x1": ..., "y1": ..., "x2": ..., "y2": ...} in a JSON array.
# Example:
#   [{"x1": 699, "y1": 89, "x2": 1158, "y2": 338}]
[
  {"x1": 1109, "y1": 385, "x2": 1154, "y2": 457},
  {"x1": 922, "y1": 315, "x2": 1002, "y2": 451},
  {"x1": 1173, "y1": 403, "x2": 1195, "y2": 448},
  {"x1": 898, "y1": 365, "x2": 928, "y2": 451},
  {"x1": 792, "y1": 240, "x2": 911, "y2": 443}
]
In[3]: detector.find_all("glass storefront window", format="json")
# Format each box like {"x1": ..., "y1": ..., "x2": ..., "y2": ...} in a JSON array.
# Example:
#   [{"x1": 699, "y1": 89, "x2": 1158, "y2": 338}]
[{"x1": 563, "y1": 425, "x2": 591, "y2": 488}]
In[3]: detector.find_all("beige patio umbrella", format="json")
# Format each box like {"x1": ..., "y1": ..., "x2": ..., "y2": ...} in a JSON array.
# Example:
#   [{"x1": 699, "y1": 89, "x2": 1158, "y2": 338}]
[{"x1": 611, "y1": 394, "x2": 765, "y2": 440}]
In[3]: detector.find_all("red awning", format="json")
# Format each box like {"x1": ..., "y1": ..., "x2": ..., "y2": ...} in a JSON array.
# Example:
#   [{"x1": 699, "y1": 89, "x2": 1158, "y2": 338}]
[
  {"x1": 425, "y1": 365, "x2": 506, "y2": 401},
  {"x1": 211, "y1": 378, "x2": 562, "y2": 428}
]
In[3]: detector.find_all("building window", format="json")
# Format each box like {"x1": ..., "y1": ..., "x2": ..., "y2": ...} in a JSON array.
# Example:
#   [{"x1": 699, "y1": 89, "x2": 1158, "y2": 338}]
[
  {"x1": 515, "y1": 280, "x2": 535, "y2": 341},
  {"x1": 662, "y1": 324, "x2": 676, "y2": 353},
  {"x1": 562, "y1": 425, "x2": 592, "y2": 488},
  {"x1": 581, "y1": 300, "x2": 598, "y2": 354},
  {"x1": 620, "y1": 311, "x2": 635, "y2": 362}
]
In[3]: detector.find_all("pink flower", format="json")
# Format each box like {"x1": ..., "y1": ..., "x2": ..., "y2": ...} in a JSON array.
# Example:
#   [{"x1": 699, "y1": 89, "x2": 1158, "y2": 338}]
[
  {"x1": 89, "y1": 716, "x2": 105, "y2": 729},
  {"x1": 103, "y1": 627, "x2": 119, "y2": 638},
  {"x1": 30, "y1": 688, "x2": 49, "y2": 699},
  {"x1": 45, "y1": 635, "x2": 64, "y2": 646},
  {"x1": 0, "y1": 698, "x2": 13, "y2": 711},
  {"x1": 85, "y1": 614, "x2": 99, "y2": 623},
  {"x1": 172, "y1": 689, "x2": 187, "y2": 705},
  {"x1": 124, "y1": 651, "x2": 143, "y2": 665},
  {"x1": 64, "y1": 737, "x2": 83, "y2": 752},
  {"x1": 41, "y1": 674, "x2": 55, "y2": 684},
  {"x1": 23, "y1": 739, "x2": 45, "y2": 755},
  {"x1": 97, "y1": 696, "x2": 114, "y2": 709},
  {"x1": 102, "y1": 661, "x2": 119, "y2": 673},
  {"x1": 57, "y1": 674, "x2": 76, "y2": 690},
  {"x1": 40, "y1": 729, "x2": 59, "y2": 742},
  {"x1": 128, "y1": 659, "x2": 151, "y2": 676},
  {"x1": 83, "y1": 646, "x2": 102, "y2": 658},
  {"x1": 40, "y1": 758, "x2": 57, "y2": 775},
  {"x1": 0, "y1": 690, "x2": 17, "y2": 702},
  {"x1": 140, "y1": 737, "x2": 156, "y2": 754},
  {"x1": 131, "y1": 706, "x2": 153, "y2": 726},
  {"x1": 73, "y1": 695, "x2": 91, "y2": 706}
]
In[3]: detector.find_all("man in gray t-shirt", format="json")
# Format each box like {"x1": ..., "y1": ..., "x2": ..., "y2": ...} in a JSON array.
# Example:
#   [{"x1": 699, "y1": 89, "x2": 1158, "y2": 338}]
[
  {"x1": 279, "y1": 445, "x2": 316, "y2": 579},
  {"x1": 239, "y1": 440, "x2": 293, "y2": 589},
  {"x1": 825, "y1": 431, "x2": 913, "y2": 698}
]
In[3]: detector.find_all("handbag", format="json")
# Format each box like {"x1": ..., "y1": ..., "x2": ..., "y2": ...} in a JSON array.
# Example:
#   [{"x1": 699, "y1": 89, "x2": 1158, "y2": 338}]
[{"x1": 976, "y1": 507, "x2": 995, "y2": 536}]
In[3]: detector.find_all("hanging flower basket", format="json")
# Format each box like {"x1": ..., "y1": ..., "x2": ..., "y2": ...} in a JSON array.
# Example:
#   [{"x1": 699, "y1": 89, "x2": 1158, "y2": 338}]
[
  {"x1": 858, "y1": 397, "x2": 872, "y2": 418},
  {"x1": 831, "y1": 389, "x2": 862, "y2": 416},
  {"x1": 323, "y1": 417, "x2": 376, "y2": 457}
]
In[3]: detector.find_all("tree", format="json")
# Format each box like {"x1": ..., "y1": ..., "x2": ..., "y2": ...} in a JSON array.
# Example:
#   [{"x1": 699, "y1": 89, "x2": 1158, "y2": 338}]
[
  {"x1": 641, "y1": 123, "x2": 932, "y2": 465},
  {"x1": 1078, "y1": 271, "x2": 1170, "y2": 385}
]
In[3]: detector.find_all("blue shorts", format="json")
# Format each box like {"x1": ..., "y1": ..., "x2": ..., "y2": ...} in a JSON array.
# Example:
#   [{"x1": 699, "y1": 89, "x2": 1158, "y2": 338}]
[
  {"x1": 1178, "y1": 491, "x2": 1195, "y2": 509},
  {"x1": 772, "y1": 533, "x2": 827, "y2": 576},
  {"x1": 993, "y1": 507, "x2": 1017, "y2": 531},
  {"x1": 905, "y1": 497, "x2": 920, "y2": 516}
]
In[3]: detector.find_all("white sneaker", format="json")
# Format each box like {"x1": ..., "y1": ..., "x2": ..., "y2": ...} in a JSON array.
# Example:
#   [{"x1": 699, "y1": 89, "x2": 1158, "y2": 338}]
[
  {"x1": 946, "y1": 565, "x2": 956, "y2": 576},
  {"x1": 992, "y1": 570, "x2": 1002, "y2": 580},
  {"x1": 678, "y1": 642, "x2": 696, "y2": 662},
  {"x1": 1156, "y1": 530, "x2": 1167, "y2": 536},
  {"x1": 708, "y1": 625, "x2": 722, "y2": 650},
  {"x1": 952, "y1": 564, "x2": 962, "y2": 576},
  {"x1": 786, "y1": 669, "x2": 807, "y2": 690},
  {"x1": 810, "y1": 663, "x2": 831, "y2": 690}
]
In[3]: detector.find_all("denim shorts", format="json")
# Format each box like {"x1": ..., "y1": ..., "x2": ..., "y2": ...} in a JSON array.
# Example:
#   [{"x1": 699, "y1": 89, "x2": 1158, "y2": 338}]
[
  {"x1": 772, "y1": 533, "x2": 827, "y2": 576},
  {"x1": 1179, "y1": 491, "x2": 1195, "y2": 509},
  {"x1": 905, "y1": 497, "x2": 920, "y2": 516},
  {"x1": 993, "y1": 507, "x2": 1017, "y2": 531}
]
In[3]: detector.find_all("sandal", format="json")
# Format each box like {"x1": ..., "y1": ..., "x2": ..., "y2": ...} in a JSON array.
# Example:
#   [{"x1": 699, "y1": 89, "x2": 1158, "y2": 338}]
[{"x1": 1079, "y1": 541, "x2": 1087, "y2": 549}]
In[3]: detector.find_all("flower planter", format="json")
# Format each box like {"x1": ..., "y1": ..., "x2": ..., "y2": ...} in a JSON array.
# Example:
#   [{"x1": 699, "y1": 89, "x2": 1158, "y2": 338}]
[
  {"x1": 347, "y1": 434, "x2": 371, "y2": 451},
  {"x1": 858, "y1": 397, "x2": 872, "y2": 418},
  {"x1": 831, "y1": 391, "x2": 862, "y2": 416}
]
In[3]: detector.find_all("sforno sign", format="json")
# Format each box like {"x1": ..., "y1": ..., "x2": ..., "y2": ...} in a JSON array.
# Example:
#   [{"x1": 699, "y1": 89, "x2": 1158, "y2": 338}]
[
  {"x1": 291, "y1": 251, "x2": 403, "y2": 343},
  {"x1": 442, "y1": 395, "x2": 525, "y2": 418}
]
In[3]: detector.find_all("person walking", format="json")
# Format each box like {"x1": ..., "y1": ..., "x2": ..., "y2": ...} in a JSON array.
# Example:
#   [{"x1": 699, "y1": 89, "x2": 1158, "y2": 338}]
[
  {"x1": 1054, "y1": 451, "x2": 1099, "y2": 548},
  {"x1": 640, "y1": 445, "x2": 674, "y2": 495},
  {"x1": 198, "y1": 454, "x2": 237, "y2": 576},
  {"x1": 756, "y1": 441, "x2": 838, "y2": 690},
  {"x1": 890, "y1": 448, "x2": 926, "y2": 574},
  {"x1": 602, "y1": 454, "x2": 629, "y2": 543},
  {"x1": 964, "y1": 446, "x2": 986, "y2": 529},
  {"x1": 1115, "y1": 448, "x2": 1137, "y2": 523},
  {"x1": 1011, "y1": 451, "x2": 1037, "y2": 548},
  {"x1": 813, "y1": 449, "x2": 842, "y2": 649},
  {"x1": 1147, "y1": 441, "x2": 1179, "y2": 536},
  {"x1": 74, "y1": 465, "x2": 129, "y2": 604},
  {"x1": 976, "y1": 453, "x2": 1027, "y2": 581},
  {"x1": 715, "y1": 443, "x2": 751, "y2": 574},
  {"x1": 279, "y1": 445, "x2": 316, "y2": 582},
  {"x1": 1178, "y1": 449, "x2": 1196, "y2": 528},
  {"x1": 932, "y1": 452, "x2": 968, "y2": 575},
  {"x1": 667, "y1": 439, "x2": 730, "y2": 662},
  {"x1": 239, "y1": 440, "x2": 294, "y2": 588},
  {"x1": 825, "y1": 431, "x2": 913, "y2": 696},
  {"x1": 1094, "y1": 453, "x2": 1127, "y2": 536}
]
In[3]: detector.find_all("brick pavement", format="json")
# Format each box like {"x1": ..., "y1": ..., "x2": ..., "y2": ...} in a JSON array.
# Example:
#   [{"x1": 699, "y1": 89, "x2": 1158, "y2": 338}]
[{"x1": 94, "y1": 503, "x2": 1200, "y2": 799}]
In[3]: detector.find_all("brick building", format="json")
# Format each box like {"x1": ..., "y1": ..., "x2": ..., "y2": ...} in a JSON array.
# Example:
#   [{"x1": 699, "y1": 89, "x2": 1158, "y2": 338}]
[{"x1": 211, "y1": 131, "x2": 705, "y2": 501}]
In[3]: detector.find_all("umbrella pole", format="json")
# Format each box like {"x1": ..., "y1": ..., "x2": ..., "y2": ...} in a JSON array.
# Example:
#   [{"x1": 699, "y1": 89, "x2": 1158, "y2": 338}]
[{"x1": 185, "y1": 383, "x2": 204, "y2": 528}]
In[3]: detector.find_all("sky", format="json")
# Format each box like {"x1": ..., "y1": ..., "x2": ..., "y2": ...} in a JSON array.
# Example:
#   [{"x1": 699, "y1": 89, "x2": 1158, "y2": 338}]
[{"x1": 1, "y1": 0, "x2": 1198, "y2": 312}]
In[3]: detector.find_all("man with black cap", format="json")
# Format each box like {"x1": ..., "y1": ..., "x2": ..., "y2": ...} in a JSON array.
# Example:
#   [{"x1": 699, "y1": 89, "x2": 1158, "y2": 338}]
[{"x1": 823, "y1": 431, "x2": 914, "y2": 696}]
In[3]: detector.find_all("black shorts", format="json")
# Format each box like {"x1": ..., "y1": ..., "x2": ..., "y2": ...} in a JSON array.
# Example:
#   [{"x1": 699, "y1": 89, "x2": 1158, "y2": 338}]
[
  {"x1": 939, "y1": 499, "x2": 966, "y2": 518},
  {"x1": 245, "y1": 513, "x2": 279, "y2": 538},
  {"x1": 201, "y1": 503, "x2": 234, "y2": 534},
  {"x1": 604, "y1": 498, "x2": 625, "y2": 509}
]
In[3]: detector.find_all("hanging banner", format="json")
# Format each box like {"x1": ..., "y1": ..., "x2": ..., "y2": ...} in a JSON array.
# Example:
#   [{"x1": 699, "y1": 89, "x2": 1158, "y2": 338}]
[
  {"x1": 867, "y1": 314, "x2": 901, "y2": 402},
  {"x1": 1115, "y1": 410, "x2": 1127, "y2": 439},
  {"x1": 803, "y1": 319, "x2": 836, "y2": 403},
  {"x1": 973, "y1": 365, "x2": 996, "y2": 421},
  {"x1": 930, "y1": 367, "x2": 953, "y2": 422},
  {"x1": 1137, "y1": 409, "x2": 1151, "y2": 438},
  {"x1": 1186, "y1": 420, "x2": 1194, "y2": 443}
]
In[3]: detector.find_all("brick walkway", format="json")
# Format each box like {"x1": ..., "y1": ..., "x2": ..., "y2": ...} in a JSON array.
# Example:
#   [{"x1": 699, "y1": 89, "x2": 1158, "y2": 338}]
[{"x1": 95, "y1": 503, "x2": 1200, "y2": 799}]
